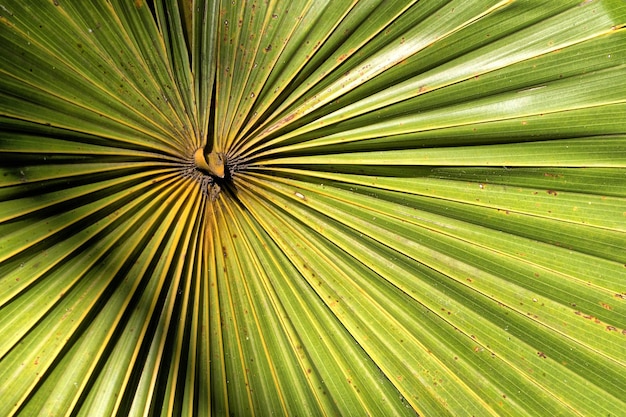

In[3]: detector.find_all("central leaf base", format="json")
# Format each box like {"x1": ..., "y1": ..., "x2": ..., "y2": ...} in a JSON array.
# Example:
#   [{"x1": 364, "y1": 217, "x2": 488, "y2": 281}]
[{"x1": 194, "y1": 148, "x2": 225, "y2": 178}]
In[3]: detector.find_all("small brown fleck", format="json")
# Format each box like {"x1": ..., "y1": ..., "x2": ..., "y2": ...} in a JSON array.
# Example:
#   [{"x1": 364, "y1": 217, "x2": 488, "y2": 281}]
[
  {"x1": 547, "y1": 190, "x2": 558, "y2": 196},
  {"x1": 537, "y1": 352, "x2": 547, "y2": 358}
]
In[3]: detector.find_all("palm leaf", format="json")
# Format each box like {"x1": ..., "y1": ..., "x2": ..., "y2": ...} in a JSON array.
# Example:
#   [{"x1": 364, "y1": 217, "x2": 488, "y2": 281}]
[{"x1": 1, "y1": 0, "x2": 625, "y2": 415}]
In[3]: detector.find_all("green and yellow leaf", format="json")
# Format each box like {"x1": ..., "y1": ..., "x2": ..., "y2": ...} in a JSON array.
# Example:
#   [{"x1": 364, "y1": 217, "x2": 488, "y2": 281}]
[{"x1": 1, "y1": 0, "x2": 625, "y2": 416}]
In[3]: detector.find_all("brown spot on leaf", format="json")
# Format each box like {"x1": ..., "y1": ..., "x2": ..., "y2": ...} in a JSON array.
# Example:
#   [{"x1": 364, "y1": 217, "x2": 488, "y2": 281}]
[{"x1": 547, "y1": 190, "x2": 558, "y2": 196}]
